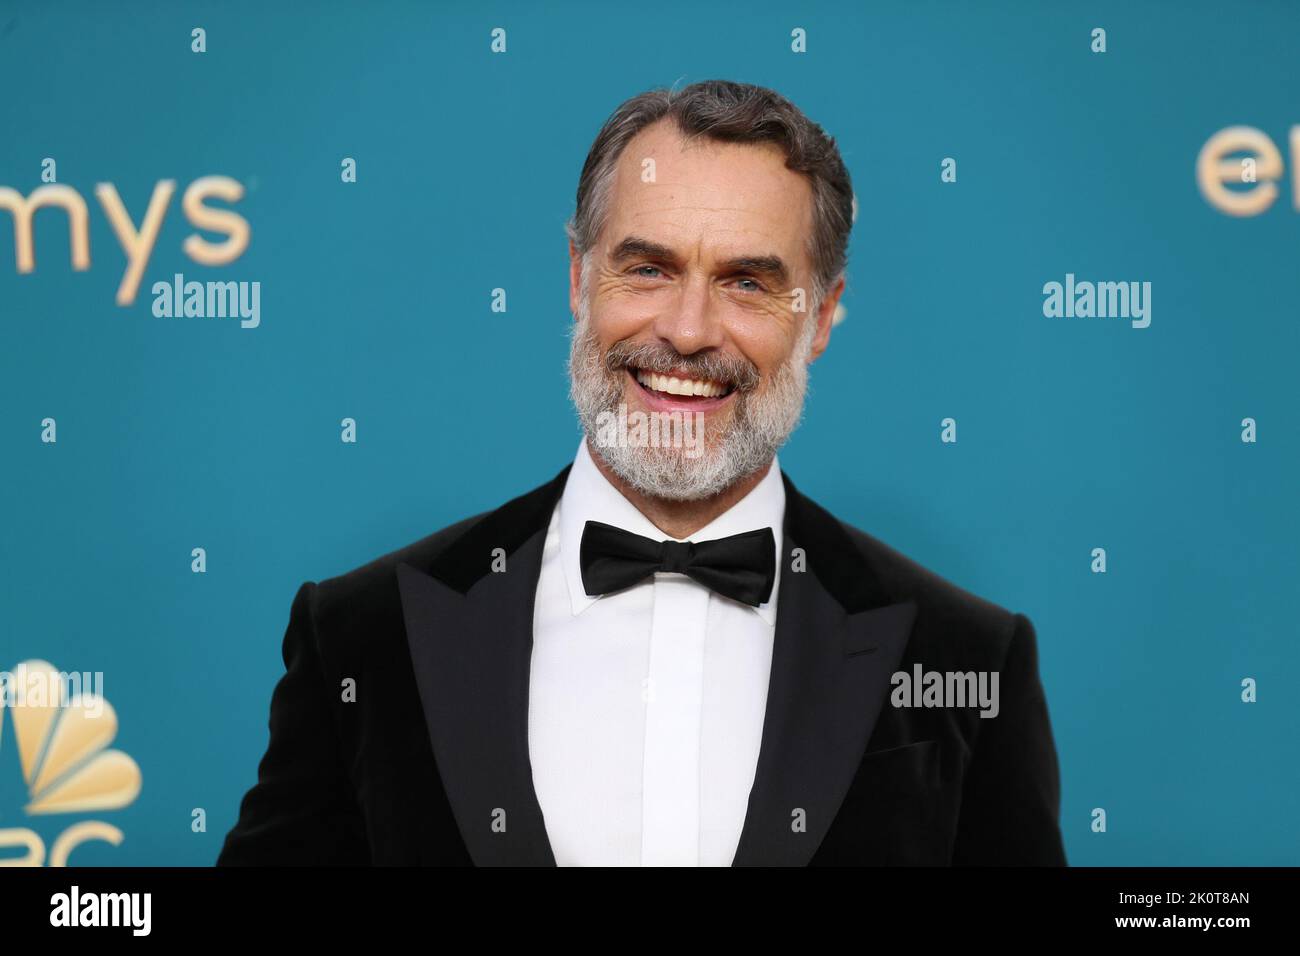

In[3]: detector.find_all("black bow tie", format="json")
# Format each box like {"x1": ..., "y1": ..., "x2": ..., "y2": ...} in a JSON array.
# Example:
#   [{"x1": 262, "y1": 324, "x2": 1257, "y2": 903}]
[{"x1": 579, "y1": 520, "x2": 776, "y2": 607}]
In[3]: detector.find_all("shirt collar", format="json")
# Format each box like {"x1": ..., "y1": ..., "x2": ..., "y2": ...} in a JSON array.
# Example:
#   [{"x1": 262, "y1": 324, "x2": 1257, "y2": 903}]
[{"x1": 558, "y1": 440, "x2": 785, "y2": 625}]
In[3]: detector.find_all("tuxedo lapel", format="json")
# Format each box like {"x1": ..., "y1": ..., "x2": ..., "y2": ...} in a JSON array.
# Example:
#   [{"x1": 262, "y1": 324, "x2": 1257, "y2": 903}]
[
  {"x1": 396, "y1": 465, "x2": 571, "y2": 866},
  {"x1": 731, "y1": 473, "x2": 918, "y2": 866}
]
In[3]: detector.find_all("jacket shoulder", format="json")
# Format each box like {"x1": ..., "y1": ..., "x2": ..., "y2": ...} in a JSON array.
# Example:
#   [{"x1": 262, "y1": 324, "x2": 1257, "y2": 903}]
[
  {"x1": 833, "y1": 516, "x2": 1024, "y2": 667},
  {"x1": 310, "y1": 510, "x2": 488, "y2": 630},
  {"x1": 304, "y1": 462, "x2": 571, "y2": 637}
]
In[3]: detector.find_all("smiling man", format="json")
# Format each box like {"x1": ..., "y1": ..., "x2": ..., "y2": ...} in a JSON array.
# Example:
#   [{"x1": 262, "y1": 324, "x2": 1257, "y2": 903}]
[{"x1": 218, "y1": 80, "x2": 1067, "y2": 867}]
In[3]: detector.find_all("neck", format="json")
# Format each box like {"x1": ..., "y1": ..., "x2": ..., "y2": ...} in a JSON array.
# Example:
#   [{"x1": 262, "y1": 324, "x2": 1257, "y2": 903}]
[{"x1": 586, "y1": 439, "x2": 773, "y2": 540}]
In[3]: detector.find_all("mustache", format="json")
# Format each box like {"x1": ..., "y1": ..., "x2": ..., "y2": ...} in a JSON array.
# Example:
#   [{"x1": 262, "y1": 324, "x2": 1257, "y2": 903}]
[{"x1": 603, "y1": 340, "x2": 761, "y2": 392}]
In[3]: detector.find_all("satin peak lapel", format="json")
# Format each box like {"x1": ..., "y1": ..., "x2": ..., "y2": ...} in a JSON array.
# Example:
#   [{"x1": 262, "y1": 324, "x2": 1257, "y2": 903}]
[
  {"x1": 731, "y1": 474, "x2": 918, "y2": 866},
  {"x1": 396, "y1": 466, "x2": 570, "y2": 866}
]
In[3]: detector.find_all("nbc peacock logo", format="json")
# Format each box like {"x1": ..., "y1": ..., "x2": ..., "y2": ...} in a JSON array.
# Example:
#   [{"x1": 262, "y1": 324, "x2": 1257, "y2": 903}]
[{"x1": 0, "y1": 660, "x2": 142, "y2": 866}]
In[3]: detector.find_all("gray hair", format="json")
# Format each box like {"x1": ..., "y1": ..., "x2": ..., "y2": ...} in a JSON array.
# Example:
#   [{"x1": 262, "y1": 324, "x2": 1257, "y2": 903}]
[{"x1": 564, "y1": 79, "x2": 855, "y2": 310}]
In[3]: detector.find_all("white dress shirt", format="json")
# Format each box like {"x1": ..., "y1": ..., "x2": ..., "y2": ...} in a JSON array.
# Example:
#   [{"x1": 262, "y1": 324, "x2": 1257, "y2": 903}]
[{"x1": 528, "y1": 440, "x2": 785, "y2": 866}]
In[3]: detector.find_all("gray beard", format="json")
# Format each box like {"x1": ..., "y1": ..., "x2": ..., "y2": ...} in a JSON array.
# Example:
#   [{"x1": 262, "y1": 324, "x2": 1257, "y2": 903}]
[{"x1": 567, "y1": 308, "x2": 817, "y2": 503}]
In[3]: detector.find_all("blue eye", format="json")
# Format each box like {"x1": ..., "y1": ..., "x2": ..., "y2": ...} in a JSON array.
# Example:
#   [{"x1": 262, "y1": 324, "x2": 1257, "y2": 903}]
[
  {"x1": 735, "y1": 277, "x2": 763, "y2": 292},
  {"x1": 634, "y1": 265, "x2": 662, "y2": 278}
]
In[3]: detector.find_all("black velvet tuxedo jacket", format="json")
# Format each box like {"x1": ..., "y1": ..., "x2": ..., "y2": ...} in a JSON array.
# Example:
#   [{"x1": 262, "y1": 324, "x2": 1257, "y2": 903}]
[{"x1": 217, "y1": 464, "x2": 1067, "y2": 866}]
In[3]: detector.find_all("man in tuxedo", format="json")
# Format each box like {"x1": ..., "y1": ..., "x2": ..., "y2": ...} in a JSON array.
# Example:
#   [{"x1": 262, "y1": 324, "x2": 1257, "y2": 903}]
[{"x1": 218, "y1": 80, "x2": 1067, "y2": 867}]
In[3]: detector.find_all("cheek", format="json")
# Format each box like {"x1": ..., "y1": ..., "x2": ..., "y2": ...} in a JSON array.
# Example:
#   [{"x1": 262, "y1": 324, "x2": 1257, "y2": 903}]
[
  {"x1": 590, "y1": 286, "x2": 657, "y2": 343},
  {"x1": 724, "y1": 312, "x2": 800, "y2": 377}
]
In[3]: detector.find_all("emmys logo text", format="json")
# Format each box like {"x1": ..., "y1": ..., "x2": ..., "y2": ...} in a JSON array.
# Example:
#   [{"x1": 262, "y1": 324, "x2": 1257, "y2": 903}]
[{"x1": 0, "y1": 176, "x2": 251, "y2": 311}]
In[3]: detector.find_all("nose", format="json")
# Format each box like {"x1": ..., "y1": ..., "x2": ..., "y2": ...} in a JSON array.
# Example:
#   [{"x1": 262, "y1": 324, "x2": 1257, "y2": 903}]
[{"x1": 649, "y1": 272, "x2": 725, "y2": 355}]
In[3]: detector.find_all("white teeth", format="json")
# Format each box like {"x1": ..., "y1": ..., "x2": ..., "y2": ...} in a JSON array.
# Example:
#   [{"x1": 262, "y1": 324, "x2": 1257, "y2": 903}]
[{"x1": 635, "y1": 369, "x2": 727, "y2": 398}]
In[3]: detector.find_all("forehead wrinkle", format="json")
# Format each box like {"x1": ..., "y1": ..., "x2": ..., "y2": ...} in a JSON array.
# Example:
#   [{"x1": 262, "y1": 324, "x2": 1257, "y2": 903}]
[{"x1": 602, "y1": 142, "x2": 816, "y2": 280}]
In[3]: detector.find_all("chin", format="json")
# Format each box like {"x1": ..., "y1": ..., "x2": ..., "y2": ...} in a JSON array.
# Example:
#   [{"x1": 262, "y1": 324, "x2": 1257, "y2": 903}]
[
  {"x1": 602, "y1": 448, "x2": 716, "y2": 500},
  {"x1": 607, "y1": 444, "x2": 769, "y2": 503}
]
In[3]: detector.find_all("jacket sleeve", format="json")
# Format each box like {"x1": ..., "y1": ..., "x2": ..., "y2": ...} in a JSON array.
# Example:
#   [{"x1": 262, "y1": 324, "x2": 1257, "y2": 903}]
[
  {"x1": 951, "y1": 612, "x2": 1067, "y2": 865},
  {"x1": 216, "y1": 581, "x2": 370, "y2": 865}
]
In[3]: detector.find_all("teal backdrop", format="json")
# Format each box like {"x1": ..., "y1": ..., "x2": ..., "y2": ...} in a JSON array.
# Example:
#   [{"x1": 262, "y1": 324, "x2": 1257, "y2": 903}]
[{"x1": 1, "y1": 0, "x2": 1296, "y2": 865}]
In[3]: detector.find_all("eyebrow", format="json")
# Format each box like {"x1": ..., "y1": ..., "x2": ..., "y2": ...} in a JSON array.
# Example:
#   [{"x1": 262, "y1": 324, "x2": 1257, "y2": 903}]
[{"x1": 609, "y1": 235, "x2": 791, "y2": 287}]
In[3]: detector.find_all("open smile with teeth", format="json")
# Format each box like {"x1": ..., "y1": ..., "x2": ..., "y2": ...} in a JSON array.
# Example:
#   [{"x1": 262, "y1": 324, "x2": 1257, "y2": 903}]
[{"x1": 633, "y1": 368, "x2": 733, "y2": 398}]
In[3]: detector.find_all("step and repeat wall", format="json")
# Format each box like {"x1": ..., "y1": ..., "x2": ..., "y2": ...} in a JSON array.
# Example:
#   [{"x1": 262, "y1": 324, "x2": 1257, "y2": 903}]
[{"x1": 1, "y1": 0, "x2": 1297, "y2": 865}]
